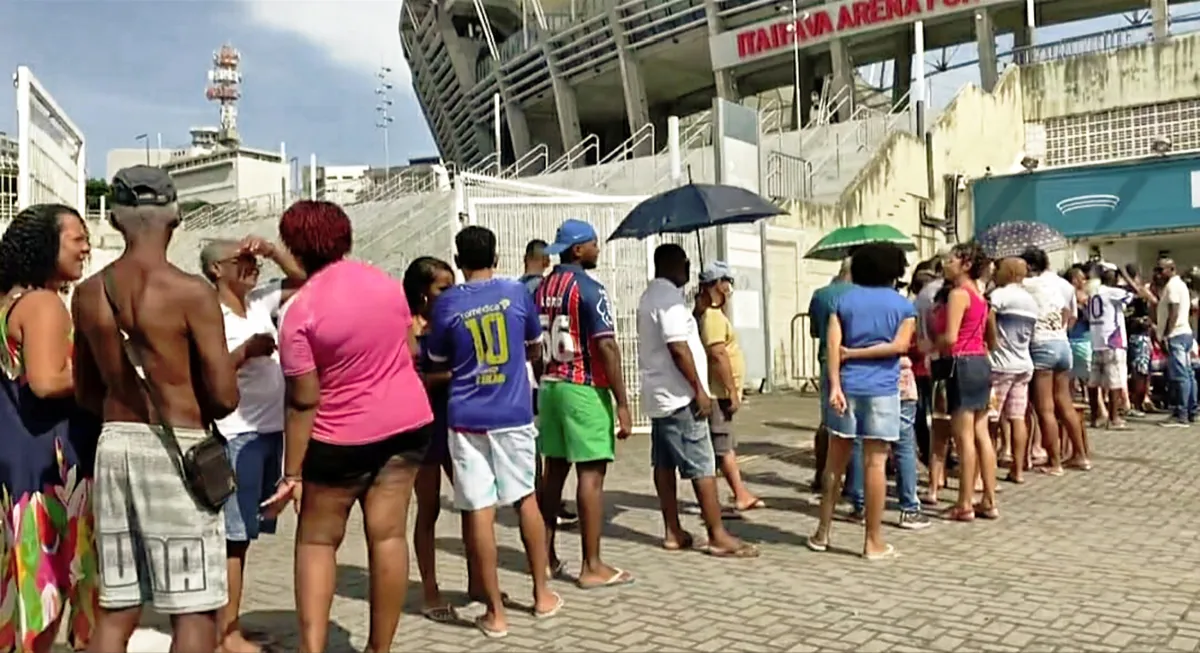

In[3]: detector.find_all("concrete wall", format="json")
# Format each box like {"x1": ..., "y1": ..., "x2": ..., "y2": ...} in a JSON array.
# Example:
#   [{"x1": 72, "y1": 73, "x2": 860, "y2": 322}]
[{"x1": 1021, "y1": 31, "x2": 1200, "y2": 121}]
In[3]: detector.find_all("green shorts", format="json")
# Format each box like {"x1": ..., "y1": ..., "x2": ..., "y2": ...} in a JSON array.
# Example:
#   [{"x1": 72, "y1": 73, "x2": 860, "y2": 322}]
[{"x1": 537, "y1": 381, "x2": 615, "y2": 463}]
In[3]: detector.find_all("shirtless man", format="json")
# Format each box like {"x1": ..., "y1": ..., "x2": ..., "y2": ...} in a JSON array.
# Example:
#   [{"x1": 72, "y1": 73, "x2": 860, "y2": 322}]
[{"x1": 73, "y1": 166, "x2": 240, "y2": 653}]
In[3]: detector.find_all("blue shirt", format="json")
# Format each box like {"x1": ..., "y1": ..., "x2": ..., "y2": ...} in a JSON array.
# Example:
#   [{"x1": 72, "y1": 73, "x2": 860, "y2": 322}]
[
  {"x1": 518, "y1": 273, "x2": 543, "y2": 296},
  {"x1": 809, "y1": 281, "x2": 852, "y2": 362},
  {"x1": 427, "y1": 278, "x2": 542, "y2": 431},
  {"x1": 416, "y1": 333, "x2": 448, "y2": 438},
  {"x1": 534, "y1": 264, "x2": 616, "y2": 386},
  {"x1": 835, "y1": 285, "x2": 917, "y2": 397}
]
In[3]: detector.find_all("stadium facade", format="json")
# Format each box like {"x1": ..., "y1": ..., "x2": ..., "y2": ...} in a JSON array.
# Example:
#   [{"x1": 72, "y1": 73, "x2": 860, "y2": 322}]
[{"x1": 399, "y1": 0, "x2": 1179, "y2": 169}]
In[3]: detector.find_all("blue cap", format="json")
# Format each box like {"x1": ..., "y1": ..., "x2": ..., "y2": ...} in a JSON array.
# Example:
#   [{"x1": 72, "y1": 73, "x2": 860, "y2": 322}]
[
  {"x1": 699, "y1": 261, "x2": 734, "y2": 284},
  {"x1": 545, "y1": 219, "x2": 598, "y2": 256}
]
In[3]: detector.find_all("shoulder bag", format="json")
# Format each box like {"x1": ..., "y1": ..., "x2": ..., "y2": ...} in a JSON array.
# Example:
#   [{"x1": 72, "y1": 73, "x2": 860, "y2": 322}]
[{"x1": 101, "y1": 270, "x2": 237, "y2": 512}]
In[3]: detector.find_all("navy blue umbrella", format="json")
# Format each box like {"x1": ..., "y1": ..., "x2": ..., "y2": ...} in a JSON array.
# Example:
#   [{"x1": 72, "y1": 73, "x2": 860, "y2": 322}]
[{"x1": 606, "y1": 183, "x2": 785, "y2": 241}]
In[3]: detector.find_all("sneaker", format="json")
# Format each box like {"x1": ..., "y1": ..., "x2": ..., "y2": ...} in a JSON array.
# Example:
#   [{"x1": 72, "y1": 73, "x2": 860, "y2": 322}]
[
  {"x1": 556, "y1": 505, "x2": 578, "y2": 527},
  {"x1": 1127, "y1": 409, "x2": 1146, "y2": 418},
  {"x1": 898, "y1": 511, "x2": 932, "y2": 530},
  {"x1": 1162, "y1": 419, "x2": 1190, "y2": 429}
]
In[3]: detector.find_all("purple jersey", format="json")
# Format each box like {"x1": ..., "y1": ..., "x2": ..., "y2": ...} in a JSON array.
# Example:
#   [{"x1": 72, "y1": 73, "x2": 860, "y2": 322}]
[{"x1": 426, "y1": 278, "x2": 542, "y2": 431}]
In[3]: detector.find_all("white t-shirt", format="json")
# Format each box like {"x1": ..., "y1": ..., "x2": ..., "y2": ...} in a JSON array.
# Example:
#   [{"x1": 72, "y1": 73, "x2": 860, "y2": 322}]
[
  {"x1": 216, "y1": 281, "x2": 286, "y2": 436},
  {"x1": 1023, "y1": 271, "x2": 1073, "y2": 343},
  {"x1": 1088, "y1": 285, "x2": 1133, "y2": 351},
  {"x1": 636, "y1": 278, "x2": 710, "y2": 418},
  {"x1": 988, "y1": 284, "x2": 1039, "y2": 373},
  {"x1": 1158, "y1": 275, "x2": 1193, "y2": 339}
]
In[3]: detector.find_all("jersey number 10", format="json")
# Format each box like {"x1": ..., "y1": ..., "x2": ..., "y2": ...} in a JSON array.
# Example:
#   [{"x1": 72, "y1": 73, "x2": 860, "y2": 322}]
[{"x1": 465, "y1": 313, "x2": 510, "y2": 366}]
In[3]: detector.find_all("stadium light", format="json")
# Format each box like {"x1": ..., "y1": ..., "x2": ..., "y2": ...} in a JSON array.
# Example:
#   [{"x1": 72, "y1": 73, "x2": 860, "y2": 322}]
[
  {"x1": 376, "y1": 66, "x2": 395, "y2": 179},
  {"x1": 134, "y1": 133, "x2": 150, "y2": 165}
]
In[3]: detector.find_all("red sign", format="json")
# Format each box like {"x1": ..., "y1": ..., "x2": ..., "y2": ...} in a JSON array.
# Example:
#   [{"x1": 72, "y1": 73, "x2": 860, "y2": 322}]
[{"x1": 735, "y1": 0, "x2": 989, "y2": 60}]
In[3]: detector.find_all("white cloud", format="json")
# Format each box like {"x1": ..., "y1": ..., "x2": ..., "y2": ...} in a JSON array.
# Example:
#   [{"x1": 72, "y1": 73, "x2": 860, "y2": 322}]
[{"x1": 237, "y1": 0, "x2": 412, "y2": 87}]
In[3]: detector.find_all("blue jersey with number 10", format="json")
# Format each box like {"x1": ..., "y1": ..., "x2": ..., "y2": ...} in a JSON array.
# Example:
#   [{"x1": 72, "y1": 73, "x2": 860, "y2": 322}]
[{"x1": 426, "y1": 278, "x2": 543, "y2": 432}]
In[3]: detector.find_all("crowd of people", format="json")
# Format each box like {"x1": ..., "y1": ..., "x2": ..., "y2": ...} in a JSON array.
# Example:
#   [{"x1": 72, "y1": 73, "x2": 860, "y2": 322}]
[
  {"x1": 0, "y1": 162, "x2": 1195, "y2": 652},
  {"x1": 804, "y1": 239, "x2": 1198, "y2": 558},
  {"x1": 0, "y1": 165, "x2": 767, "y2": 653}
]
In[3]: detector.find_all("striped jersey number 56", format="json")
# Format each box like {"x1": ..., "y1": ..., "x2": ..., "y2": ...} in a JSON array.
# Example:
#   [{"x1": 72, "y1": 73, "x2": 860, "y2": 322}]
[{"x1": 540, "y1": 314, "x2": 577, "y2": 362}]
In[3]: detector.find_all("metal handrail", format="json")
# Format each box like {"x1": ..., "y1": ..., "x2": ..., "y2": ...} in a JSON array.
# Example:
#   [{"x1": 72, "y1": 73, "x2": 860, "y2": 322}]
[
  {"x1": 593, "y1": 123, "x2": 656, "y2": 186},
  {"x1": 502, "y1": 143, "x2": 549, "y2": 178},
  {"x1": 546, "y1": 133, "x2": 600, "y2": 173},
  {"x1": 471, "y1": 152, "x2": 501, "y2": 176}
]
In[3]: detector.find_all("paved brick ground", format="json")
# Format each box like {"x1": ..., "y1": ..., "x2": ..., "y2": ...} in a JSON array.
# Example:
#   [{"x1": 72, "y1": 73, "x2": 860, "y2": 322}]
[{"x1": 130, "y1": 393, "x2": 1200, "y2": 652}]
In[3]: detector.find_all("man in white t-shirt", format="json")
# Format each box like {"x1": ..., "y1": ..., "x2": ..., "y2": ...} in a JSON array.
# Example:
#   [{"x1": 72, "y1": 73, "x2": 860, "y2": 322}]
[
  {"x1": 1087, "y1": 264, "x2": 1134, "y2": 429},
  {"x1": 636, "y1": 244, "x2": 757, "y2": 558},
  {"x1": 200, "y1": 236, "x2": 305, "y2": 653},
  {"x1": 1154, "y1": 257, "x2": 1197, "y2": 426}
]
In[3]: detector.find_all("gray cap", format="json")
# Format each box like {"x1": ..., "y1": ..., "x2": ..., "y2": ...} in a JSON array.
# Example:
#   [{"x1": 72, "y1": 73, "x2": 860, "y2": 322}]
[
  {"x1": 699, "y1": 260, "x2": 734, "y2": 284},
  {"x1": 111, "y1": 165, "x2": 177, "y2": 207}
]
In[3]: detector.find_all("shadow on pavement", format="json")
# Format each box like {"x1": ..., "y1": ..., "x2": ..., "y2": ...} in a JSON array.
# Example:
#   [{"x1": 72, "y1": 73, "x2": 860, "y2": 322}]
[{"x1": 240, "y1": 609, "x2": 354, "y2": 652}]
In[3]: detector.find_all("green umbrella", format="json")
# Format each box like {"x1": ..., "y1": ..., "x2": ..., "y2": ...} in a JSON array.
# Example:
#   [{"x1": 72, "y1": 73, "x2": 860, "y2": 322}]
[{"x1": 804, "y1": 224, "x2": 916, "y2": 261}]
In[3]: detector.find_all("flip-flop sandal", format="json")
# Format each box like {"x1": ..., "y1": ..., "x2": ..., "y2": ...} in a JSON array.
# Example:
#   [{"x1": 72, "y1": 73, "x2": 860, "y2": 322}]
[
  {"x1": 974, "y1": 504, "x2": 1000, "y2": 520},
  {"x1": 577, "y1": 568, "x2": 635, "y2": 590},
  {"x1": 1003, "y1": 474, "x2": 1026, "y2": 485},
  {"x1": 805, "y1": 536, "x2": 828, "y2": 552},
  {"x1": 662, "y1": 532, "x2": 694, "y2": 551},
  {"x1": 464, "y1": 592, "x2": 512, "y2": 607},
  {"x1": 1064, "y1": 461, "x2": 1093, "y2": 472},
  {"x1": 920, "y1": 495, "x2": 940, "y2": 507},
  {"x1": 736, "y1": 498, "x2": 767, "y2": 512},
  {"x1": 720, "y1": 506, "x2": 744, "y2": 520},
  {"x1": 533, "y1": 592, "x2": 565, "y2": 619},
  {"x1": 474, "y1": 616, "x2": 508, "y2": 639},
  {"x1": 1036, "y1": 466, "x2": 1065, "y2": 477},
  {"x1": 864, "y1": 544, "x2": 899, "y2": 561},
  {"x1": 421, "y1": 605, "x2": 458, "y2": 624},
  {"x1": 945, "y1": 506, "x2": 976, "y2": 522},
  {"x1": 549, "y1": 561, "x2": 568, "y2": 579},
  {"x1": 702, "y1": 542, "x2": 760, "y2": 558}
]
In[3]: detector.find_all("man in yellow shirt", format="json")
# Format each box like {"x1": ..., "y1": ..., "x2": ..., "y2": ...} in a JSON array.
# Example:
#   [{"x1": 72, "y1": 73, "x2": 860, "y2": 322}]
[{"x1": 695, "y1": 262, "x2": 764, "y2": 513}]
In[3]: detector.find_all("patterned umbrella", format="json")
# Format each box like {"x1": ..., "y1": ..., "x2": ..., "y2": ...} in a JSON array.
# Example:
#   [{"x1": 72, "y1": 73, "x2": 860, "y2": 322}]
[
  {"x1": 978, "y1": 221, "x2": 1067, "y2": 259},
  {"x1": 803, "y1": 224, "x2": 916, "y2": 261}
]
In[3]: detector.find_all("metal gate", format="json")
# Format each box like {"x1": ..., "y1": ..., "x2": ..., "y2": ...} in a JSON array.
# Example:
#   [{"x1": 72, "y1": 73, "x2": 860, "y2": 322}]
[
  {"x1": 466, "y1": 195, "x2": 716, "y2": 430},
  {"x1": 14, "y1": 65, "x2": 86, "y2": 213}
]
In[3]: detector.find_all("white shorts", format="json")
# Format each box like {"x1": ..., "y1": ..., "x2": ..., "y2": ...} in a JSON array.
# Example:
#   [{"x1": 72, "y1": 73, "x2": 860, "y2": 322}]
[
  {"x1": 449, "y1": 423, "x2": 538, "y2": 511},
  {"x1": 1090, "y1": 348, "x2": 1128, "y2": 390},
  {"x1": 94, "y1": 422, "x2": 227, "y2": 614}
]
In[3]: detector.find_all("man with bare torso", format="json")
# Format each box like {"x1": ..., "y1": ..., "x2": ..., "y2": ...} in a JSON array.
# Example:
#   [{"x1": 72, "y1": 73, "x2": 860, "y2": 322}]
[{"x1": 72, "y1": 166, "x2": 240, "y2": 653}]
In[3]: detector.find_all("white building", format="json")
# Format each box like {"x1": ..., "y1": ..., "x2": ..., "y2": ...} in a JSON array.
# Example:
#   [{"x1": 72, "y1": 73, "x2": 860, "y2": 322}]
[{"x1": 105, "y1": 128, "x2": 288, "y2": 210}]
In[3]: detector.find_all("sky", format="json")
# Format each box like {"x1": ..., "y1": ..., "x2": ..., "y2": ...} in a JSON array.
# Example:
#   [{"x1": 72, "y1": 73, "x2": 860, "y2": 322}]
[
  {"x1": 0, "y1": 0, "x2": 434, "y2": 177},
  {"x1": 2, "y1": 0, "x2": 1198, "y2": 180}
]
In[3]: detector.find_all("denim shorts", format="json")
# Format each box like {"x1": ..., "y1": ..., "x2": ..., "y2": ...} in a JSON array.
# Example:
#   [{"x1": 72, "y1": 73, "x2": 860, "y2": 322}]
[
  {"x1": 825, "y1": 393, "x2": 901, "y2": 442},
  {"x1": 224, "y1": 431, "x2": 283, "y2": 542},
  {"x1": 946, "y1": 354, "x2": 991, "y2": 414},
  {"x1": 1030, "y1": 338, "x2": 1072, "y2": 372},
  {"x1": 650, "y1": 406, "x2": 716, "y2": 479}
]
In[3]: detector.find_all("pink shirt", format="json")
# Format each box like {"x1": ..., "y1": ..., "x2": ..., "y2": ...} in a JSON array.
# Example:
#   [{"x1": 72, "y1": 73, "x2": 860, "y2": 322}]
[
  {"x1": 279, "y1": 259, "x2": 432, "y2": 445},
  {"x1": 931, "y1": 284, "x2": 989, "y2": 356}
]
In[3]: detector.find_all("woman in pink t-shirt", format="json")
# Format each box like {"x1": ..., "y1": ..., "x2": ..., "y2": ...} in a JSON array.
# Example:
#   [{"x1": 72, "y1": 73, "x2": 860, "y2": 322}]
[
  {"x1": 262, "y1": 200, "x2": 433, "y2": 653},
  {"x1": 929, "y1": 241, "x2": 998, "y2": 521}
]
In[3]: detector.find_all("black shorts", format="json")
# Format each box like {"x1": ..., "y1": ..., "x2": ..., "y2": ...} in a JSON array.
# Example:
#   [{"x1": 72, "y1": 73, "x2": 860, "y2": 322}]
[
  {"x1": 945, "y1": 355, "x2": 991, "y2": 414},
  {"x1": 302, "y1": 423, "x2": 431, "y2": 488}
]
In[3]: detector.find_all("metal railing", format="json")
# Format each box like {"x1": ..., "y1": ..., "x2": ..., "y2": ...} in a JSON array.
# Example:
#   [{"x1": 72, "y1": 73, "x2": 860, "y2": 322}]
[
  {"x1": 501, "y1": 143, "x2": 549, "y2": 177},
  {"x1": 592, "y1": 122, "x2": 656, "y2": 186},
  {"x1": 788, "y1": 312, "x2": 820, "y2": 393},
  {"x1": 764, "y1": 150, "x2": 813, "y2": 201},
  {"x1": 546, "y1": 133, "x2": 600, "y2": 173}
]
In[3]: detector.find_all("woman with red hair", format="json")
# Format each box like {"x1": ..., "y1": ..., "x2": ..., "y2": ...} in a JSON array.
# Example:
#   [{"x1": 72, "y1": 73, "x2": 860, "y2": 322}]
[{"x1": 261, "y1": 200, "x2": 433, "y2": 653}]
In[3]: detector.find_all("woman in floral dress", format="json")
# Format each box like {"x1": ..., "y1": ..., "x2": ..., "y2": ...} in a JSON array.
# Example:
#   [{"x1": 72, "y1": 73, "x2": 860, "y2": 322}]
[{"x1": 0, "y1": 204, "x2": 100, "y2": 652}]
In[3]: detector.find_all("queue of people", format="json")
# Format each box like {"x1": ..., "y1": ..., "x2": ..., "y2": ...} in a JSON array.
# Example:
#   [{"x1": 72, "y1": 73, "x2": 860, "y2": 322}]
[
  {"x1": 2, "y1": 163, "x2": 1194, "y2": 652},
  {"x1": 0, "y1": 164, "x2": 764, "y2": 652},
  {"x1": 805, "y1": 240, "x2": 1198, "y2": 559}
]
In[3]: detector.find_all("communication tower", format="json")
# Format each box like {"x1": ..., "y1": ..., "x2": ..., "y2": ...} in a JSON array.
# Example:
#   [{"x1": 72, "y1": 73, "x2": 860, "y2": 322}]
[{"x1": 205, "y1": 44, "x2": 242, "y2": 147}]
